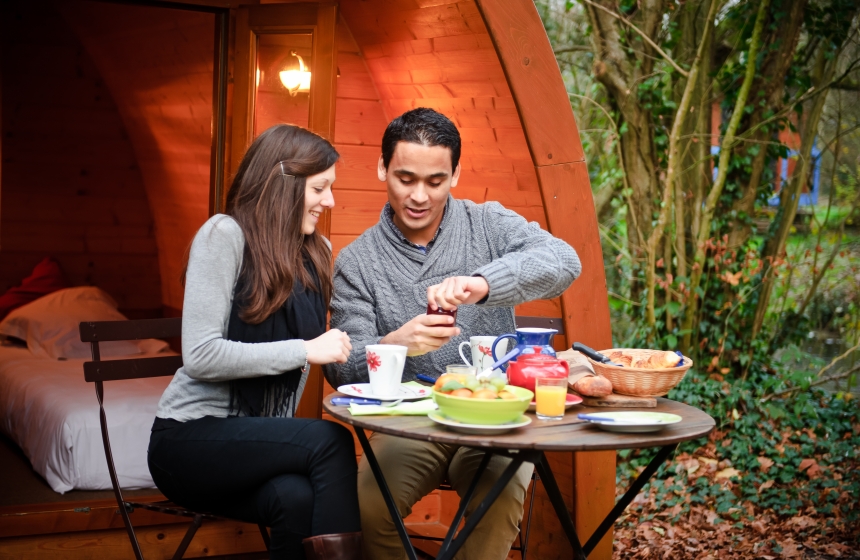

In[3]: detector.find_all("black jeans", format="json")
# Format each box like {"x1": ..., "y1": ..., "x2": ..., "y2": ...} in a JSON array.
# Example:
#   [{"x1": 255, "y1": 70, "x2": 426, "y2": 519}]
[{"x1": 148, "y1": 416, "x2": 360, "y2": 559}]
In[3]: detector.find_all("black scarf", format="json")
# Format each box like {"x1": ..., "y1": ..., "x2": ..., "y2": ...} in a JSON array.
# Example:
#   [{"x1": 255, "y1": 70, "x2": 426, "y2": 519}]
[{"x1": 226, "y1": 258, "x2": 326, "y2": 417}]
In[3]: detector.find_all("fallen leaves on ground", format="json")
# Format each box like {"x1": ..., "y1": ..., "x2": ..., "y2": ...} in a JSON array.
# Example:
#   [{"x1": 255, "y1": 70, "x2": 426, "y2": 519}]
[
  {"x1": 614, "y1": 451, "x2": 859, "y2": 559},
  {"x1": 613, "y1": 470, "x2": 860, "y2": 560},
  {"x1": 614, "y1": 500, "x2": 859, "y2": 559}
]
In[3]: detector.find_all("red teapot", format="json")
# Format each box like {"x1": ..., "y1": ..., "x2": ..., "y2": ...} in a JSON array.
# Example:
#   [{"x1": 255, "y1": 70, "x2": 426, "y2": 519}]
[{"x1": 506, "y1": 348, "x2": 569, "y2": 392}]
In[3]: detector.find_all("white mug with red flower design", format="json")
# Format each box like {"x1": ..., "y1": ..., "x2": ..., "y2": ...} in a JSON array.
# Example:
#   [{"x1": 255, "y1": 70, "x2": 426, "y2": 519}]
[
  {"x1": 458, "y1": 336, "x2": 508, "y2": 377},
  {"x1": 365, "y1": 344, "x2": 407, "y2": 397}
]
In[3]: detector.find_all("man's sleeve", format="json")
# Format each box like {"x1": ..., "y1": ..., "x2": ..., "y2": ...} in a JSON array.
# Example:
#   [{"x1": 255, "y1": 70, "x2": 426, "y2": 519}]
[
  {"x1": 324, "y1": 249, "x2": 382, "y2": 388},
  {"x1": 472, "y1": 202, "x2": 582, "y2": 307}
]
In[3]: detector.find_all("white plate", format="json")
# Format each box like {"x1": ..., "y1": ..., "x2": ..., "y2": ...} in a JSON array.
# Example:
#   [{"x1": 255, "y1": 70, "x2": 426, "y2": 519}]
[
  {"x1": 336, "y1": 383, "x2": 431, "y2": 401},
  {"x1": 427, "y1": 411, "x2": 532, "y2": 435},
  {"x1": 527, "y1": 393, "x2": 583, "y2": 412},
  {"x1": 579, "y1": 411, "x2": 682, "y2": 433}
]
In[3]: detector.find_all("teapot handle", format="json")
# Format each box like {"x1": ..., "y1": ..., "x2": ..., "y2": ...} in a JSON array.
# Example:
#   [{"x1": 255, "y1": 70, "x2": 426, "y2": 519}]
[
  {"x1": 559, "y1": 359, "x2": 570, "y2": 376},
  {"x1": 491, "y1": 334, "x2": 518, "y2": 372}
]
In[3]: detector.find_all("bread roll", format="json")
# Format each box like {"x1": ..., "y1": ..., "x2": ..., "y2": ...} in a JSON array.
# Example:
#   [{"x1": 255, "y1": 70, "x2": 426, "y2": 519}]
[
  {"x1": 574, "y1": 375, "x2": 613, "y2": 397},
  {"x1": 649, "y1": 351, "x2": 681, "y2": 369}
]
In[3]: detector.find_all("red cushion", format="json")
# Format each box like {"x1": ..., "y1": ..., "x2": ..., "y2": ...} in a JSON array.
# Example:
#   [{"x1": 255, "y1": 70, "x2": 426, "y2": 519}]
[{"x1": 0, "y1": 258, "x2": 70, "y2": 320}]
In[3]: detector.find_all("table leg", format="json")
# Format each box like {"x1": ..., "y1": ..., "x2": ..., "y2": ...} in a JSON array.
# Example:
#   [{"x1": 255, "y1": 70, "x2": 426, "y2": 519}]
[
  {"x1": 534, "y1": 453, "x2": 587, "y2": 560},
  {"x1": 353, "y1": 428, "x2": 418, "y2": 560},
  {"x1": 582, "y1": 443, "x2": 678, "y2": 556},
  {"x1": 437, "y1": 450, "x2": 539, "y2": 560},
  {"x1": 438, "y1": 451, "x2": 491, "y2": 556}
]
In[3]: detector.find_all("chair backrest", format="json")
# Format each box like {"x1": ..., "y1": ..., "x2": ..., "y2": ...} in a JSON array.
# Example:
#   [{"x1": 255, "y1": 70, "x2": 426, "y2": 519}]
[
  {"x1": 80, "y1": 317, "x2": 183, "y2": 560},
  {"x1": 80, "y1": 318, "x2": 183, "y2": 382}
]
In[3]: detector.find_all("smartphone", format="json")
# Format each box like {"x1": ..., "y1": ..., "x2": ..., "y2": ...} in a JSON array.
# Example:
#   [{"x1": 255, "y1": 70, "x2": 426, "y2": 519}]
[{"x1": 331, "y1": 397, "x2": 382, "y2": 406}]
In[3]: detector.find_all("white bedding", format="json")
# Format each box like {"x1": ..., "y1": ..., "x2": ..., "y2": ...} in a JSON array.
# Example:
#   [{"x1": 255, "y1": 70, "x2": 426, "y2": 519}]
[{"x1": 0, "y1": 344, "x2": 171, "y2": 493}]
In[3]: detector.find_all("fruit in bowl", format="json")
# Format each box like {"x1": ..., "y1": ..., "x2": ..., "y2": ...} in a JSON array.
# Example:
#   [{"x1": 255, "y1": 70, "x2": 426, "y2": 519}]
[{"x1": 433, "y1": 374, "x2": 533, "y2": 425}]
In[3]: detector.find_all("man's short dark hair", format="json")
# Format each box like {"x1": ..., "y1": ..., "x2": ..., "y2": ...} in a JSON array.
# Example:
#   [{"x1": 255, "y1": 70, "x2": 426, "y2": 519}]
[{"x1": 381, "y1": 108, "x2": 461, "y2": 172}]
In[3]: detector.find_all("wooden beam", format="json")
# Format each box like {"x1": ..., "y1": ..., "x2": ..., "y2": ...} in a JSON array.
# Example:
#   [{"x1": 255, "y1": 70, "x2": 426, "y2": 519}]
[
  {"x1": 474, "y1": 2, "x2": 614, "y2": 557},
  {"x1": 473, "y1": 0, "x2": 584, "y2": 167}
]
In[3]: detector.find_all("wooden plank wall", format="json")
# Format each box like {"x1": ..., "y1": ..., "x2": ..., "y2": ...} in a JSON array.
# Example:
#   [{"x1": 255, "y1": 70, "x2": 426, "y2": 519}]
[
  {"x1": 57, "y1": 1, "x2": 216, "y2": 312},
  {"x1": 335, "y1": 0, "x2": 561, "y2": 320},
  {"x1": 325, "y1": 1, "x2": 570, "y2": 552},
  {"x1": 0, "y1": 1, "x2": 162, "y2": 315}
]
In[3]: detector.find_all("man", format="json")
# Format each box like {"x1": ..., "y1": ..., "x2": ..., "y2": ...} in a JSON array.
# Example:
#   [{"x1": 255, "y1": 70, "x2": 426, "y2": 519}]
[{"x1": 326, "y1": 108, "x2": 581, "y2": 559}]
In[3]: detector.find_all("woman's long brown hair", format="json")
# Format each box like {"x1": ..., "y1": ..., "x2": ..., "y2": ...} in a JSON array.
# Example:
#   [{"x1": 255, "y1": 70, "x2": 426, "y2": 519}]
[{"x1": 225, "y1": 125, "x2": 338, "y2": 324}]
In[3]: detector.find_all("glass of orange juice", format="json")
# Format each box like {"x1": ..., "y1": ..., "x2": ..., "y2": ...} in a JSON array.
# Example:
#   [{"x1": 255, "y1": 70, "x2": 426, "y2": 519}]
[{"x1": 535, "y1": 377, "x2": 567, "y2": 420}]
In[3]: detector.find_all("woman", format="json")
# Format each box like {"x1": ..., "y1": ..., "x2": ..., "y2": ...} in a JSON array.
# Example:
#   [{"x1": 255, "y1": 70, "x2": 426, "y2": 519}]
[{"x1": 148, "y1": 125, "x2": 361, "y2": 560}]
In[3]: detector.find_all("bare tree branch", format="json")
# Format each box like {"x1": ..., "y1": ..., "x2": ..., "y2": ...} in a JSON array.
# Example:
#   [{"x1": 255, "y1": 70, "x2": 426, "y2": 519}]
[
  {"x1": 764, "y1": 363, "x2": 860, "y2": 401},
  {"x1": 554, "y1": 46, "x2": 592, "y2": 54},
  {"x1": 580, "y1": 0, "x2": 690, "y2": 77}
]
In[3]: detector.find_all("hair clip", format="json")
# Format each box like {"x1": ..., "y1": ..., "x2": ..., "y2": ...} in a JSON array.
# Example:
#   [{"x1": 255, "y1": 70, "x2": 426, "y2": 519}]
[{"x1": 279, "y1": 161, "x2": 295, "y2": 178}]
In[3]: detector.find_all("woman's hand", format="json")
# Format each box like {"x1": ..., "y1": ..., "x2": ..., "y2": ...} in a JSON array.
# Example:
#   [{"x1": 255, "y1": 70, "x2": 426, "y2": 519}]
[{"x1": 304, "y1": 329, "x2": 352, "y2": 364}]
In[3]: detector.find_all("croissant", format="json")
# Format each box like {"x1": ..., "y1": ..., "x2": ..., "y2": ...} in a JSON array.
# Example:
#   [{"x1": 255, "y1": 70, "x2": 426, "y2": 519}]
[{"x1": 608, "y1": 351, "x2": 633, "y2": 367}]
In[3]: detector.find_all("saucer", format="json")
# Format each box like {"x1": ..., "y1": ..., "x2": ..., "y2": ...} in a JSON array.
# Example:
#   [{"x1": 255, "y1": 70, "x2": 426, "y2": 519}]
[
  {"x1": 336, "y1": 383, "x2": 431, "y2": 401},
  {"x1": 527, "y1": 393, "x2": 583, "y2": 412},
  {"x1": 427, "y1": 411, "x2": 531, "y2": 435}
]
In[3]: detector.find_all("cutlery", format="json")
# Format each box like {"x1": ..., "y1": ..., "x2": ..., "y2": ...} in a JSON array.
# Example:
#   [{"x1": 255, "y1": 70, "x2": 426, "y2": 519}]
[
  {"x1": 577, "y1": 413, "x2": 641, "y2": 423},
  {"x1": 476, "y1": 347, "x2": 521, "y2": 380},
  {"x1": 571, "y1": 342, "x2": 624, "y2": 367},
  {"x1": 415, "y1": 373, "x2": 438, "y2": 384}
]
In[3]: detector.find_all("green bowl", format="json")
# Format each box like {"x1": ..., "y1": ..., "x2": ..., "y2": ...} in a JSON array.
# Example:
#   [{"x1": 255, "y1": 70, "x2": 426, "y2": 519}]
[{"x1": 432, "y1": 385, "x2": 534, "y2": 425}]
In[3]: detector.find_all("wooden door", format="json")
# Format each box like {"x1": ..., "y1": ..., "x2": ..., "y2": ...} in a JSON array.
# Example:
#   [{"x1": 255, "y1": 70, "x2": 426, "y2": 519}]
[{"x1": 229, "y1": 2, "x2": 339, "y2": 419}]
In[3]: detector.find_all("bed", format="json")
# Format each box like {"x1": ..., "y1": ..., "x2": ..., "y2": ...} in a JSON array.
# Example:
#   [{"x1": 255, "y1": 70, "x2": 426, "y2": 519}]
[{"x1": 0, "y1": 286, "x2": 172, "y2": 493}]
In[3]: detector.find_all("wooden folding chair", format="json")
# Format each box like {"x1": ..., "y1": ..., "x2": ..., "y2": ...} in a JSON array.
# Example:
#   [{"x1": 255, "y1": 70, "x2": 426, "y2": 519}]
[{"x1": 80, "y1": 317, "x2": 270, "y2": 560}]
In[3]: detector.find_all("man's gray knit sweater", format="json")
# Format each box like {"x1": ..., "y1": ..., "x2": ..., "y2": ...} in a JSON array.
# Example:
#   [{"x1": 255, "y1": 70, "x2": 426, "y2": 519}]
[{"x1": 325, "y1": 195, "x2": 581, "y2": 387}]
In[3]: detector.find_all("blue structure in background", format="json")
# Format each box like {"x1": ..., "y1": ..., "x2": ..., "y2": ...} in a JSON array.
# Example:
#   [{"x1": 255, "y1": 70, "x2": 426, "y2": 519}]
[{"x1": 710, "y1": 143, "x2": 822, "y2": 207}]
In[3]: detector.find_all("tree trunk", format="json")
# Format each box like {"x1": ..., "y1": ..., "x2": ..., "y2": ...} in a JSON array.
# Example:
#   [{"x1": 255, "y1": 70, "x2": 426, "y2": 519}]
[
  {"x1": 681, "y1": 0, "x2": 771, "y2": 350},
  {"x1": 752, "y1": 47, "x2": 840, "y2": 338},
  {"x1": 673, "y1": 0, "x2": 711, "y2": 282},
  {"x1": 585, "y1": 0, "x2": 665, "y2": 298},
  {"x1": 643, "y1": 0, "x2": 717, "y2": 333},
  {"x1": 725, "y1": 0, "x2": 808, "y2": 250}
]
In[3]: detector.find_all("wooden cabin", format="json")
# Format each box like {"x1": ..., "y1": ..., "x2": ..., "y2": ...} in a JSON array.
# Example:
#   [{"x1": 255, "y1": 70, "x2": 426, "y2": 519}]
[{"x1": 0, "y1": 0, "x2": 614, "y2": 558}]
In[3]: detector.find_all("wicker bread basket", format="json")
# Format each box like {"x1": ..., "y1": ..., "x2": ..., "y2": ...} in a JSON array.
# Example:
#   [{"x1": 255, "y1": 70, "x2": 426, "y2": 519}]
[{"x1": 584, "y1": 348, "x2": 693, "y2": 397}]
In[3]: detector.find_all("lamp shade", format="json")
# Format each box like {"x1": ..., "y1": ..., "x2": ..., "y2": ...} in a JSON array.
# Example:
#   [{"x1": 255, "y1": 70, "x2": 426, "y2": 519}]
[{"x1": 280, "y1": 51, "x2": 311, "y2": 96}]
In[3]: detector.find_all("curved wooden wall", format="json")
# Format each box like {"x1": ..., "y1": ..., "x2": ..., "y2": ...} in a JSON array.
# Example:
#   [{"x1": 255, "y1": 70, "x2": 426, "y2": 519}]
[
  {"x1": 333, "y1": 0, "x2": 557, "y2": 320},
  {"x1": 58, "y1": 2, "x2": 215, "y2": 312},
  {"x1": 333, "y1": 1, "x2": 615, "y2": 556}
]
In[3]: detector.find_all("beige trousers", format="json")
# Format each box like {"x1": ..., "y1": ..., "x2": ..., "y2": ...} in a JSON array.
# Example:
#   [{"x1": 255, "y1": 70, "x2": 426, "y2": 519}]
[{"x1": 357, "y1": 432, "x2": 533, "y2": 560}]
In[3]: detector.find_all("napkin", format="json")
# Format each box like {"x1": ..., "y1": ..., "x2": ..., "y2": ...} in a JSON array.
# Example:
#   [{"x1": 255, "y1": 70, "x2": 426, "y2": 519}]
[
  {"x1": 348, "y1": 399, "x2": 438, "y2": 416},
  {"x1": 556, "y1": 349, "x2": 597, "y2": 387}
]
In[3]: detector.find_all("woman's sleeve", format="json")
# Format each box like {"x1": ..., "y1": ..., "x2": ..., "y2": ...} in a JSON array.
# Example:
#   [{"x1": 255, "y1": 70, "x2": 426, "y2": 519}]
[{"x1": 180, "y1": 217, "x2": 307, "y2": 381}]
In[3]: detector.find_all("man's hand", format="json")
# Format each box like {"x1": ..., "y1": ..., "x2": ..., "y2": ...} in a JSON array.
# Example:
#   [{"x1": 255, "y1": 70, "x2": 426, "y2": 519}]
[
  {"x1": 304, "y1": 329, "x2": 352, "y2": 364},
  {"x1": 380, "y1": 314, "x2": 460, "y2": 356},
  {"x1": 427, "y1": 276, "x2": 490, "y2": 311}
]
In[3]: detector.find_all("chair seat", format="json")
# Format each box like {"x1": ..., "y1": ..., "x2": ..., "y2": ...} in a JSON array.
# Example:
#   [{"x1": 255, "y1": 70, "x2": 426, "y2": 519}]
[{"x1": 127, "y1": 500, "x2": 222, "y2": 520}]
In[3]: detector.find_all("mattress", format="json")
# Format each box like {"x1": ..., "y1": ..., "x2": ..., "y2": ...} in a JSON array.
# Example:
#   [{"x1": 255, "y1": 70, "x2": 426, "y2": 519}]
[{"x1": 0, "y1": 343, "x2": 172, "y2": 493}]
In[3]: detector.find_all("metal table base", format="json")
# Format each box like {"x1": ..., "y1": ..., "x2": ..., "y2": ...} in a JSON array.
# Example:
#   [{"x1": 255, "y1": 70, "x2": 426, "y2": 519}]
[{"x1": 355, "y1": 428, "x2": 677, "y2": 560}]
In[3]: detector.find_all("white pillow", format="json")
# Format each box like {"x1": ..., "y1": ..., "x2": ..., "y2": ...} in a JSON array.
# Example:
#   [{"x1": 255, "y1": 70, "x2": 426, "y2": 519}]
[{"x1": 0, "y1": 287, "x2": 169, "y2": 359}]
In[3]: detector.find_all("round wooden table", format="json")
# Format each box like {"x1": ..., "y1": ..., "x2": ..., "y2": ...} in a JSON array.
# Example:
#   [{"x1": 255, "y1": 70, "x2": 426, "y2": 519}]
[{"x1": 324, "y1": 394, "x2": 714, "y2": 560}]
